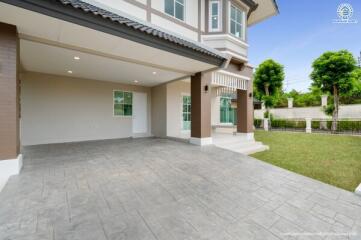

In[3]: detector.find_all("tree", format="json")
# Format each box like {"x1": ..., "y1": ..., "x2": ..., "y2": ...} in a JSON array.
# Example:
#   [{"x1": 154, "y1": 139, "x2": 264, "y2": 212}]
[
  {"x1": 310, "y1": 50, "x2": 357, "y2": 132},
  {"x1": 254, "y1": 59, "x2": 285, "y2": 116}
]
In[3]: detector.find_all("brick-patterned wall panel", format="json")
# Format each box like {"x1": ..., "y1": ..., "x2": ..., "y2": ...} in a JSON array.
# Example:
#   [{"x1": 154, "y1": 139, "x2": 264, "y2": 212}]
[{"x1": 0, "y1": 23, "x2": 19, "y2": 160}]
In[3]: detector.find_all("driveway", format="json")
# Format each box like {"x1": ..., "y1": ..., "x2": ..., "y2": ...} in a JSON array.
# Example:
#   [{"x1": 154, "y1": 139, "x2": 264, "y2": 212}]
[{"x1": 0, "y1": 138, "x2": 360, "y2": 240}]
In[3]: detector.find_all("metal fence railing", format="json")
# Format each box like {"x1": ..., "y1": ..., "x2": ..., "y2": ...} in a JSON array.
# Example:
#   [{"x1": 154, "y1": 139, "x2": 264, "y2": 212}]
[
  {"x1": 254, "y1": 118, "x2": 361, "y2": 135},
  {"x1": 311, "y1": 119, "x2": 361, "y2": 135}
]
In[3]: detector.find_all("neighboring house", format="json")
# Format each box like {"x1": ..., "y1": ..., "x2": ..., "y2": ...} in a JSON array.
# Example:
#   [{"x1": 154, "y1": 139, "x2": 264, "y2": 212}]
[{"x1": 0, "y1": 0, "x2": 278, "y2": 189}]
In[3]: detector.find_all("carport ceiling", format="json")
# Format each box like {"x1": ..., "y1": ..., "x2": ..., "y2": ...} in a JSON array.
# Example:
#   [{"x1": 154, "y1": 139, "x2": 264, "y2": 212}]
[
  {"x1": 0, "y1": 2, "x2": 220, "y2": 86},
  {"x1": 20, "y1": 39, "x2": 184, "y2": 86}
]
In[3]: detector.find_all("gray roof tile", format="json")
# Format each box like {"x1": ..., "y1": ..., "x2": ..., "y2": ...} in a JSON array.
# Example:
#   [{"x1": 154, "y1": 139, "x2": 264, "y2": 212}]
[{"x1": 58, "y1": 0, "x2": 226, "y2": 61}]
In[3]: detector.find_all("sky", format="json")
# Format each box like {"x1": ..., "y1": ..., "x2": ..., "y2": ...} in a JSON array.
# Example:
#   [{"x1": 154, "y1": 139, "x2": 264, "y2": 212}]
[{"x1": 248, "y1": 0, "x2": 361, "y2": 93}]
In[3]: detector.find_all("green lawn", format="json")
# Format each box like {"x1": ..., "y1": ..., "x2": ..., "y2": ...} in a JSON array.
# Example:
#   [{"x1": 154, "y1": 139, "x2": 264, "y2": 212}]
[{"x1": 251, "y1": 131, "x2": 361, "y2": 191}]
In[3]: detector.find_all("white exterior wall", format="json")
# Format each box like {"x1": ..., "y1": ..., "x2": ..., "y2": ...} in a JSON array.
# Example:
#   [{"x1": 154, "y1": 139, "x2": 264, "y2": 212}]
[
  {"x1": 20, "y1": 72, "x2": 151, "y2": 146},
  {"x1": 254, "y1": 105, "x2": 361, "y2": 119},
  {"x1": 163, "y1": 80, "x2": 222, "y2": 139},
  {"x1": 151, "y1": 14, "x2": 199, "y2": 41},
  {"x1": 211, "y1": 89, "x2": 221, "y2": 125},
  {"x1": 83, "y1": 0, "x2": 200, "y2": 41},
  {"x1": 166, "y1": 80, "x2": 190, "y2": 138},
  {"x1": 82, "y1": 0, "x2": 147, "y2": 20},
  {"x1": 151, "y1": 0, "x2": 199, "y2": 28}
]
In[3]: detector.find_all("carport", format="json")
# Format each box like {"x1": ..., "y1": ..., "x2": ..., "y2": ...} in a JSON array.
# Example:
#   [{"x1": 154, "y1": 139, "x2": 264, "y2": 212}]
[{"x1": 0, "y1": 0, "x2": 227, "y2": 189}]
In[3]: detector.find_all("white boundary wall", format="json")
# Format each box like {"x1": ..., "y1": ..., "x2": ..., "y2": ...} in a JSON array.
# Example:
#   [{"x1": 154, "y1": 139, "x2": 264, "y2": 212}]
[{"x1": 255, "y1": 104, "x2": 361, "y2": 119}]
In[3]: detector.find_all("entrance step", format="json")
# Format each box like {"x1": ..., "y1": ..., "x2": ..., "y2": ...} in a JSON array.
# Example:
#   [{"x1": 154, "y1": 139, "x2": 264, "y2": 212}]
[
  {"x1": 214, "y1": 141, "x2": 269, "y2": 155},
  {"x1": 212, "y1": 133, "x2": 269, "y2": 155}
]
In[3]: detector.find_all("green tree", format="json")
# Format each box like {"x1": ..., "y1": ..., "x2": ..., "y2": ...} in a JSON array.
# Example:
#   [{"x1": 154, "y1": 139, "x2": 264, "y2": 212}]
[
  {"x1": 254, "y1": 59, "x2": 285, "y2": 115},
  {"x1": 310, "y1": 50, "x2": 357, "y2": 131}
]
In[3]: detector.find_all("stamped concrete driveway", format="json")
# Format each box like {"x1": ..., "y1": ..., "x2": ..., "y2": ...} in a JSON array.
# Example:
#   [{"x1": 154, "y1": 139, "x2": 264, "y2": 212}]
[{"x1": 1, "y1": 138, "x2": 361, "y2": 240}]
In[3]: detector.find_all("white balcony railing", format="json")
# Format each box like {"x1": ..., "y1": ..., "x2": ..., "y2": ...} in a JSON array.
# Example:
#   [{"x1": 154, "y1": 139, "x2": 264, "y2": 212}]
[{"x1": 211, "y1": 70, "x2": 250, "y2": 90}]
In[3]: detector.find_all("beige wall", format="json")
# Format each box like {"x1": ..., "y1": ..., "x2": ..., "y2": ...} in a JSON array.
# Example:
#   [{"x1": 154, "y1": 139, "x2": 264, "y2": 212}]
[
  {"x1": 166, "y1": 80, "x2": 190, "y2": 138},
  {"x1": 20, "y1": 72, "x2": 151, "y2": 146},
  {"x1": 151, "y1": 84, "x2": 167, "y2": 137}
]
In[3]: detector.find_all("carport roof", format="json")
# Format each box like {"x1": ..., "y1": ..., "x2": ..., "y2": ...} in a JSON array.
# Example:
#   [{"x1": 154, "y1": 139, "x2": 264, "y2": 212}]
[{"x1": 2, "y1": 0, "x2": 228, "y2": 66}]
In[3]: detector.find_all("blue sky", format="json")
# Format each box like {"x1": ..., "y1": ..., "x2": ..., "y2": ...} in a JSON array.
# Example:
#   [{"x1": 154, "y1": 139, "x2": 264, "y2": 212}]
[{"x1": 248, "y1": 0, "x2": 361, "y2": 92}]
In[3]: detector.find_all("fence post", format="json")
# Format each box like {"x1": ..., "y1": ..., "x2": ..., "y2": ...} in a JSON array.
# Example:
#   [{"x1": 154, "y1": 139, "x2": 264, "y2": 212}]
[
  {"x1": 264, "y1": 118, "x2": 269, "y2": 131},
  {"x1": 305, "y1": 118, "x2": 312, "y2": 133},
  {"x1": 321, "y1": 95, "x2": 328, "y2": 107},
  {"x1": 287, "y1": 98, "x2": 293, "y2": 108}
]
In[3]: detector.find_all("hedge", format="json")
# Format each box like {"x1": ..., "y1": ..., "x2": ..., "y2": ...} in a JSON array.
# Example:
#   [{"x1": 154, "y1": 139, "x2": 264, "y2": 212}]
[
  {"x1": 270, "y1": 119, "x2": 306, "y2": 129},
  {"x1": 312, "y1": 120, "x2": 361, "y2": 132}
]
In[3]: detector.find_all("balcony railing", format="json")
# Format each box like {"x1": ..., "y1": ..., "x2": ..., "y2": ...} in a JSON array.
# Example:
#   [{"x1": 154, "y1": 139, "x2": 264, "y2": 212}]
[{"x1": 212, "y1": 70, "x2": 249, "y2": 90}]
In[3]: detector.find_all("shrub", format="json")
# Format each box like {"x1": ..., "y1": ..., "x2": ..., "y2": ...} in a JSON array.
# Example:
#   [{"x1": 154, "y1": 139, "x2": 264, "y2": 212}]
[{"x1": 254, "y1": 119, "x2": 262, "y2": 128}]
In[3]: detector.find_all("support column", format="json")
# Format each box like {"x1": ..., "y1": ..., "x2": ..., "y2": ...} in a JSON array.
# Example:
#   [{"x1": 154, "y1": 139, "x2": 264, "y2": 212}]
[
  {"x1": 190, "y1": 72, "x2": 212, "y2": 145},
  {"x1": 0, "y1": 23, "x2": 22, "y2": 191},
  {"x1": 236, "y1": 66, "x2": 254, "y2": 140}
]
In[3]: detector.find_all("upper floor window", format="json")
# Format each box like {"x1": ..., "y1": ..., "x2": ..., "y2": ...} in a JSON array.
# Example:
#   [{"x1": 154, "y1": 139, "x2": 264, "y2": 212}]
[
  {"x1": 209, "y1": 0, "x2": 221, "y2": 32},
  {"x1": 230, "y1": 5, "x2": 245, "y2": 40},
  {"x1": 165, "y1": 0, "x2": 185, "y2": 21}
]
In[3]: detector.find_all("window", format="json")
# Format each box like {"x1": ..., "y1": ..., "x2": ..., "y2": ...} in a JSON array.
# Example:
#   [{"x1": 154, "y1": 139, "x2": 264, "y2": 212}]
[
  {"x1": 165, "y1": 0, "x2": 185, "y2": 21},
  {"x1": 230, "y1": 5, "x2": 245, "y2": 40},
  {"x1": 209, "y1": 0, "x2": 221, "y2": 31},
  {"x1": 220, "y1": 97, "x2": 236, "y2": 124},
  {"x1": 182, "y1": 95, "x2": 191, "y2": 130},
  {"x1": 113, "y1": 91, "x2": 132, "y2": 116}
]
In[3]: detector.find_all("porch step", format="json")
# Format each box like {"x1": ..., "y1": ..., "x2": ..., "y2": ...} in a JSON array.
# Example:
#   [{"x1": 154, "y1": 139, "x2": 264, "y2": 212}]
[
  {"x1": 212, "y1": 133, "x2": 269, "y2": 155},
  {"x1": 215, "y1": 141, "x2": 269, "y2": 155}
]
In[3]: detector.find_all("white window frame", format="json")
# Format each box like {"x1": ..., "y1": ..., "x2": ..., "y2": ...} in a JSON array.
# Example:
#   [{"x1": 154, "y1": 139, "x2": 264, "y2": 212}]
[
  {"x1": 209, "y1": 0, "x2": 222, "y2": 32},
  {"x1": 229, "y1": 4, "x2": 246, "y2": 41},
  {"x1": 181, "y1": 93, "x2": 191, "y2": 132},
  {"x1": 113, "y1": 90, "x2": 133, "y2": 117},
  {"x1": 164, "y1": 0, "x2": 186, "y2": 22}
]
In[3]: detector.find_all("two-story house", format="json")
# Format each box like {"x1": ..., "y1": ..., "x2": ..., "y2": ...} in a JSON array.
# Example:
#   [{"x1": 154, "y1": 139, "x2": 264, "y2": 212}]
[{"x1": 0, "y1": 0, "x2": 278, "y2": 189}]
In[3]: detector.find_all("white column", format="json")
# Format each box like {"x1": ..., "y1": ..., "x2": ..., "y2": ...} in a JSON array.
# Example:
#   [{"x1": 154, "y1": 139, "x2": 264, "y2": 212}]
[
  {"x1": 261, "y1": 101, "x2": 265, "y2": 110},
  {"x1": 321, "y1": 95, "x2": 328, "y2": 107},
  {"x1": 287, "y1": 98, "x2": 293, "y2": 108},
  {"x1": 305, "y1": 118, "x2": 312, "y2": 133},
  {"x1": 263, "y1": 118, "x2": 269, "y2": 131}
]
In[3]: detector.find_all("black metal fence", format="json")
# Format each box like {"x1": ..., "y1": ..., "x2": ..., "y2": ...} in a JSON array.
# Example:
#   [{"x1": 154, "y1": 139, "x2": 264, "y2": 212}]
[
  {"x1": 311, "y1": 119, "x2": 361, "y2": 135},
  {"x1": 254, "y1": 118, "x2": 361, "y2": 135}
]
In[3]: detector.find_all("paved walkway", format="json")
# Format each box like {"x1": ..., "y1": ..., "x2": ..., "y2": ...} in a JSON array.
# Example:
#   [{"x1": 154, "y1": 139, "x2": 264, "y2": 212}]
[{"x1": 1, "y1": 138, "x2": 360, "y2": 240}]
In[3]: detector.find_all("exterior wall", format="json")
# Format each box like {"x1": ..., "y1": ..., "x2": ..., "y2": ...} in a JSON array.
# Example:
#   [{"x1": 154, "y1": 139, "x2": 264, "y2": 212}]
[
  {"x1": 84, "y1": 0, "x2": 201, "y2": 41},
  {"x1": 211, "y1": 89, "x2": 221, "y2": 125},
  {"x1": 166, "y1": 80, "x2": 190, "y2": 138},
  {"x1": 0, "y1": 23, "x2": 19, "y2": 160},
  {"x1": 151, "y1": 84, "x2": 167, "y2": 137},
  {"x1": 151, "y1": 0, "x2": 199, "y2": 28},
  {"x1": 82, "y1": 0, "x2": 252, "y2": 48},
  {"x1": 83, "y1": 0, "x2": 147, "y2": 20},
  {"x1": 151, "y1": 15, "x2": 199, "y2": 41},
  {"x1": 254, "y1": 105, "x2": 361, "y2": 120},
  {"x1": 152, "y1": 79, "x2": 224, "y2": 139},
  {"x1": 20, "y1": 72, "x2": 151, "y2": 146}
]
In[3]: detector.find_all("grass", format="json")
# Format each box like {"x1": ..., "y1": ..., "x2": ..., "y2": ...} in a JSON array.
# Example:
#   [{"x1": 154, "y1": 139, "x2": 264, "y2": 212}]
[{"x1": 251, "y1": 130, "x2": 361, "y2": 191}]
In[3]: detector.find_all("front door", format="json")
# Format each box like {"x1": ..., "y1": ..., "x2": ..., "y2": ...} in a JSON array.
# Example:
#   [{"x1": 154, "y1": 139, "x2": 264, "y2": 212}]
[{"x1": 132, "y1": 92, "x2": 148, "y2": 135}]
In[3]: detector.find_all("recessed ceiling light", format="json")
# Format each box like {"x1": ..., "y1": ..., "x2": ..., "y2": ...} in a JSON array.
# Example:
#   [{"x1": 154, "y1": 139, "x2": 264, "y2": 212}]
[
  {"x1": 152, "y1": 71, "x2": 157, "y2": 75},
  {"x1": 74, "y1": 56, "x2": 80, "y2": 60},
  {"x1": 67, "y1": 70, "x2": 73, "y2": 74},
  {"x1": 134, "y1": 80, "x2": 139, "y2": 83}
]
